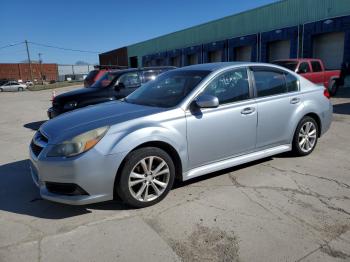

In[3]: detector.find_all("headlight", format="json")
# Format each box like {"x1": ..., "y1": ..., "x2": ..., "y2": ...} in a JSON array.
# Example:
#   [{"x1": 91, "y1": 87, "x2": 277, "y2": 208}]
[
  {"x1": 47, "y1": 126, "x2": 109, "y2": 157},
  {"x1": 63, "y1": 101, "x2": 78, "y2": 110}
]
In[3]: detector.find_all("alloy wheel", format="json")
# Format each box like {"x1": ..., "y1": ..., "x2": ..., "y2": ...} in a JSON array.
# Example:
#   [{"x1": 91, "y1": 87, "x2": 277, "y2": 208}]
[
  {"x1": 128, "y1": 156, "x2": 170, "y2": 202},
  {"x1": 298, "y1": 121, "x2": 317, "y2": 153}
]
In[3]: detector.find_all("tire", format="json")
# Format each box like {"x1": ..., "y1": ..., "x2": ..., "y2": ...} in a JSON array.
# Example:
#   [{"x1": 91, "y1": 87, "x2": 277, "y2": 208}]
[
  {"x1": 0, "y1": 88, "x2": 3, "y2": 92},
  {"x1": 292, "y1": 116, "x2": 319, "y2": 156},
  {"x1": 328, "y1": 79, "x2": 338, "y2": 97},
  {"x1": 18, "y1": 87, "x2": 24, "y2": 92},
  {"x1": 116, "y1": 147, "x2": 175, "y2": 208}
]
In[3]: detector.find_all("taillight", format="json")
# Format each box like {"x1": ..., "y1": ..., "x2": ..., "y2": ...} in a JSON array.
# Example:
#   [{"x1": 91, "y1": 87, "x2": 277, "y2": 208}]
[{"x1": 324, "y1": 88, "x2": 330, "y2": 99}]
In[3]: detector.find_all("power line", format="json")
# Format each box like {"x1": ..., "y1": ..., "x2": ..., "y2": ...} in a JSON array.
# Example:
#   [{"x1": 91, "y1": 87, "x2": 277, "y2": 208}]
[
  {"x1": 0, "y1": 42, "x2": 24, "y2": 50},
  {"x1": 28, "y1": 41, "x2": 100, "y2": 53}
]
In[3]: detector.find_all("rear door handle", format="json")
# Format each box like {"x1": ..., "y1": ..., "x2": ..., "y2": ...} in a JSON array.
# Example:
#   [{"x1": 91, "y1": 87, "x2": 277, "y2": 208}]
[
  {"x1": 241, "y1": 107, "x2": 255, "y2": 115},
  {"x1": 290, "y1": 97, "x2": 301, "y2": 104}
]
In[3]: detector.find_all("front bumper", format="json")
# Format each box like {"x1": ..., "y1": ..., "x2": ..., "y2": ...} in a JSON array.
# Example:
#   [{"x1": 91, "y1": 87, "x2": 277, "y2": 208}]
[{"x1": 29, "y1": 145, "x2": 125, "y2": 205}]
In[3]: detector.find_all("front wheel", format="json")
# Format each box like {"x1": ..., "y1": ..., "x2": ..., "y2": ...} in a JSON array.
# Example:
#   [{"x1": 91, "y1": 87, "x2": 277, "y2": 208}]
[
  {"x1": 292, "y1": 116, "x2": 319, "y2": 156},
  {"x1": 0, "y1": 88, "x2": 3, "y2": 92},
  {"x1": 116, "y1": 147, "x2": 175, "y2": 208},
  {"x1": 18, "y1": 87, "x2": 24, "y2": 92}
]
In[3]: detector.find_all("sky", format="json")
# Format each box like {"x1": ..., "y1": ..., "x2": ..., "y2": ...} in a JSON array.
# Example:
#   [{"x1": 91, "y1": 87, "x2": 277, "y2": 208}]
[{"x1": 0, "y1": 0, "x2": 279, "y2": 65}]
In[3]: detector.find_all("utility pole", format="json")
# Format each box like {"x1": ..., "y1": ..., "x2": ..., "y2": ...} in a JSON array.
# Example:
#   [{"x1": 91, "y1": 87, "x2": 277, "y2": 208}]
[
  {"x1": 25, "y1": 40, "x2": 34, "y2": 82},
  {"x1": 38, "y1": 53, "x2": 43, "y2": 84}
]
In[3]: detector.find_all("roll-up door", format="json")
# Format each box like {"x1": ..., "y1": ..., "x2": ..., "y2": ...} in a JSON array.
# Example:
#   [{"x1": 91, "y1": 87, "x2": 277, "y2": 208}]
[
  {"x1": 268, "y1": 40, "x2": 291, "y2": 62},
  {"x1": 313, "y1": 32, "x2": 345, "y2": 70},
  {"x1": 235, "y1": 46, "x2": 252, "y2": 61}
]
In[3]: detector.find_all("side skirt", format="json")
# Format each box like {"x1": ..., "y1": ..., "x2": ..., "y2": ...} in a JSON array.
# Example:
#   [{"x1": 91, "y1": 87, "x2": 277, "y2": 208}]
[{"x1": 183, "y1": 144, "x2": 291, "y2": 181}]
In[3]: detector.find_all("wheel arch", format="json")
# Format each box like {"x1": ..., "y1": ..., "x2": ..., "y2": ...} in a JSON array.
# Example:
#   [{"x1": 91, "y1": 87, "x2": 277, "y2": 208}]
[
  {"x1": 113, "y1": 140, "x2": 183, "y2": 199},
  {"x1": 292, "y1": 112, "x2": 322, "y2": 139}
]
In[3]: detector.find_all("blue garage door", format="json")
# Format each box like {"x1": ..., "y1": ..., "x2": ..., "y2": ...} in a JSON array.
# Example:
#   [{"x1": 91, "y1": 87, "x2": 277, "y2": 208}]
[
  {"x1": 183, "y1": 45, "x2": 202, "y2": 66},
  {"x1": 203, "y1": 40, "x2": 227, "y2": 63},
  {"x1": 303, "y1": 15, "x2": 350, "y2": 69},
  {"x1": 228, "y1": 34, "x2": 258, "y2": 62},
  {"x1": 142, "y1": 55, "x2": 153, "y2": 67},
  {"x1": 167, "y1": 49, "x2": 183, "y2": 67},
  {"x1": 260, "y1": 26, "x2": 299, "y2": 62}
]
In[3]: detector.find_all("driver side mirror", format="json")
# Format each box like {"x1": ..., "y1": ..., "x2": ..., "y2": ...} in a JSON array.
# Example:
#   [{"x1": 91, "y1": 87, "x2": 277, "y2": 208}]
[{"x1": 195, "y1": 95, "x2": 219, "y2": 108}]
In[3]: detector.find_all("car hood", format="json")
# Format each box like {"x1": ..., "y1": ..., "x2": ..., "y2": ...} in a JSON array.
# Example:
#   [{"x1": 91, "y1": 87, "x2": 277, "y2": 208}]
[
  {"x1": 40, "y1": 101, "x2": 164, "y2": 143},
  {"x1": 54, "y1": 86, "x2": 100, "y2": 103}
]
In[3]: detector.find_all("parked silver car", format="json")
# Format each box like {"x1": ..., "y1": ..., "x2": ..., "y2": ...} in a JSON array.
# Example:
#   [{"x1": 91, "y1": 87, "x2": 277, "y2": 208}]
[
  {"x1": 29, "y1": 62, "x2": 332, "y2": 207},
  {"x1": 0, "y1": 81, "x2": 27, "y2": 92}
]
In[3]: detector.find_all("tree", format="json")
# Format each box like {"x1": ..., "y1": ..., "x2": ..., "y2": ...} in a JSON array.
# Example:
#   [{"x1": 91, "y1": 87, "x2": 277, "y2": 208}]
[{"x1": 75, "y1": 60, "x2": 89, "y2": 65}]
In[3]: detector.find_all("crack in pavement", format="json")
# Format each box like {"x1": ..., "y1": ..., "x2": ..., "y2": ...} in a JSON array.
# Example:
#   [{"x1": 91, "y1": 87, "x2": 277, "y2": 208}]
[
  {"x1": 262, "y1": 163, "x2": 350, "y2": 189},
  {"x1": 228, "y1": 173, "x2": 350, "y2": 217}
]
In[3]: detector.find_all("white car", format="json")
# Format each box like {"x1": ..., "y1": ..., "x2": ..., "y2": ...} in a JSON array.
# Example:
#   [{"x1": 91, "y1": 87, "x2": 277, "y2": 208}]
[{"x1": 0, "y1": 81, "x2": 27, "y2": 92}]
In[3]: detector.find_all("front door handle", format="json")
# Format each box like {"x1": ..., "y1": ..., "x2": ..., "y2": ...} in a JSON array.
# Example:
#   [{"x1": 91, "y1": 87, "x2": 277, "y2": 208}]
[
  {"x1": 241, "y1": 107, "x2": 255, "y2": 115},
  {"x1": 290, "y1": 97, "x2": 301, "y2": 104}
]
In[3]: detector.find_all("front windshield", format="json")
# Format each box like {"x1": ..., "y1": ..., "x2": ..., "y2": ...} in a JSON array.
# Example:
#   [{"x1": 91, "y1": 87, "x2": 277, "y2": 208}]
[
  {"x1": 125, "y1": 70, "x2": 210, "y2": 108},
  {"x1": 90, "y1": 72, "x2": 117, "y2": 88},
  {"x1": 273, "y1": 61, "x2": 298, "y2": 71}
]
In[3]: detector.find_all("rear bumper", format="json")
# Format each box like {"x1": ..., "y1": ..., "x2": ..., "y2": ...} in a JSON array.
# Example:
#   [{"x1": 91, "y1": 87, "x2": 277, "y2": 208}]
[{"x1": 320, "y1": 102, "x2": 333, "y2": 136}]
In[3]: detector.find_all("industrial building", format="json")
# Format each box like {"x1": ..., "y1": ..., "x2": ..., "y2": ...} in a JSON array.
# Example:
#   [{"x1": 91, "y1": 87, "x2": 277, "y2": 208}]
[
  {"x1": 0, "y1": 63, "x2": 58, "y2": 81},
  {"x1": 100, "y1": 0, "x2": 350, "y2": 70}
]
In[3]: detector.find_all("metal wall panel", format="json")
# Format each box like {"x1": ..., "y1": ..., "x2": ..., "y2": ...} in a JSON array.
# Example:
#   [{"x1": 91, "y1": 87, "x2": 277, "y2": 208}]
[{"x1": 127, "y1": 0, "x2": 350, "y2": 62}]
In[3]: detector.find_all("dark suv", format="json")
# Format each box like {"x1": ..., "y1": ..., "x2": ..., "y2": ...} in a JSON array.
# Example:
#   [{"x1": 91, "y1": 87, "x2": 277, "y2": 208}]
[{"x1": 48, "y1": 67, "x2": 175, "y2": 118}]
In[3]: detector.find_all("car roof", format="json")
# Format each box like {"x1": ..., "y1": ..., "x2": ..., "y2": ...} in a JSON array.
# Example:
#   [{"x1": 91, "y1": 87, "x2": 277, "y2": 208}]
[
  {"x1": 174, "y1": 62, "x2": 285, "y2": 72},
  {"x1": 109, "y1": 66, "x2": 176, "y2": 74},
  {"x1": 274, "y1": 58, "x2": 320, "y2": 62}
]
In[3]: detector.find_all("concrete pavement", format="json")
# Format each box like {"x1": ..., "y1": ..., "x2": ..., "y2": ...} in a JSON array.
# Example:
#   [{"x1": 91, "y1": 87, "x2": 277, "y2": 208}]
[{"x1": 0, "y1": 86, "x2": 349, "y2": 261}]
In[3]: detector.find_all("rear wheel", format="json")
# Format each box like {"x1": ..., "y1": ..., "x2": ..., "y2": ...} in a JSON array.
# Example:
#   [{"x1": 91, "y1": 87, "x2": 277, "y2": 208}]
[
  {"x1": 0, "y1": 88, "x2": 3, "y2": 92},
  {"x1": 116, "y1": 147, "x2": 175, "y2": 208},
  {"x1": 292, "y1": 116, "x2": 319, "y2": 156}
]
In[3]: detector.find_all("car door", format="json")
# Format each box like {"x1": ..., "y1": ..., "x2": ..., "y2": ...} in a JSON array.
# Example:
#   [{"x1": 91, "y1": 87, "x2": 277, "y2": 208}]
[
  {"x1": 2, "y1": 83, "x2": 11, "y2": 91},
  {"x1": 8, "y1": 82, "x2": 17, "y2": 91},
  {"x1": 251, "y1": 66, "x2": 301, "y2": 149},
  {"x1": 310, "y1": 61, "x2": 325, "y2": 86},
  {"x1": 114, "y1": 72, "x2": 141, "y2": 99},
  {"x1": 12, "y1": 82, "x2": 20, "y2": 91},
  {"x1": 186, "y1": 67, "x2": 257, "y2": 168}
]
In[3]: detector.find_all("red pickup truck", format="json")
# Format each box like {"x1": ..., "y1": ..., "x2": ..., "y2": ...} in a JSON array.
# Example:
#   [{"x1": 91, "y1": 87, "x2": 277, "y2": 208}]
[{"x1": 273, "y1": 59, "x2": 340, "y2": 95}]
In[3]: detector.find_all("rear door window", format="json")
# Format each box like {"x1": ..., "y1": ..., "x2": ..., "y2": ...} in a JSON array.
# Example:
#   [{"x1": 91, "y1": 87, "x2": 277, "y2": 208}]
[
  {"x1": 285, "y1": 73, "x2": 299, "y2": 92},
  {"x1": 311, "y1": 61, "x2": 322, "y2": 72},
  {"x1": 142, "y1": 70, "x2": 160, "y2": 83},
  {"x1": 299, "y1": 62, "x2": 311, "y2": 74},
  {"x1": 118, "y1": 72, "x2": 141, "y2": 88},
  {"x1": 252, "y1": 68, "x2": 287, "y2": 97}
]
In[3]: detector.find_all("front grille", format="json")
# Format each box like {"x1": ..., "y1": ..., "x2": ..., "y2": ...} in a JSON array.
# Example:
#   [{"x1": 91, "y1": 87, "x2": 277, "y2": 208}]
[
  {"x1": 30, "y1": 131, "x2": 48, "y2": 157},
  {"x1": 46, "y1": 182, "x2": 89, "y2": 196}
]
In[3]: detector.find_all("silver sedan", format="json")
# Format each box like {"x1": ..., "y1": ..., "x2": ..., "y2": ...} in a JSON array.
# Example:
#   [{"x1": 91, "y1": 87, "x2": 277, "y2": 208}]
[
  {"x1": 29, "y1": 62, "x2": 332, "y2": 208},
  {"x1": 0, "y1": 81, "x2": 27, "y2": 92}
]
